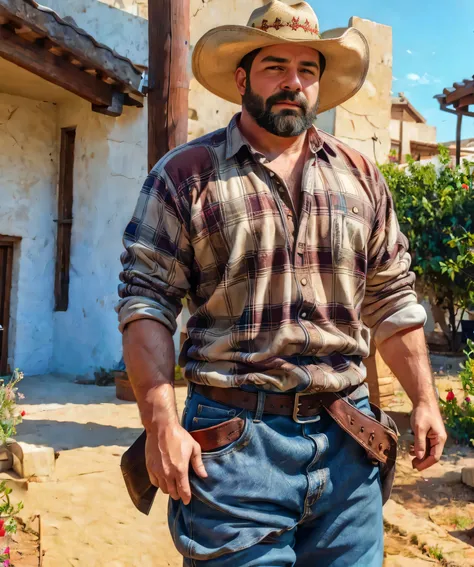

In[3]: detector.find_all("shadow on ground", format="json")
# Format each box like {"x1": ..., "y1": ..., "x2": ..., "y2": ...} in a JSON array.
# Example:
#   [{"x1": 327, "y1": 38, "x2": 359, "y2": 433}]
[{"x1": 16, "y1": 419, "x2": 143, "y2": 451}]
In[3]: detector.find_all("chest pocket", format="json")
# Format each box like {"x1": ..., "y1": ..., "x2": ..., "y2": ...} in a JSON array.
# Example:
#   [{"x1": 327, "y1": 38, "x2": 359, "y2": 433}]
[{"x1": 332, "y1": 207, "x2": 370, "y2": 275}]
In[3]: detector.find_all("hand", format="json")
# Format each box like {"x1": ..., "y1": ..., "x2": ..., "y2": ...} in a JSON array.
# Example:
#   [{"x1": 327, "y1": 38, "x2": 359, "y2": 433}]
[
  {"x1": 410, "y1": 401, "x2": 447, "y2": 471},
  {"x1": 145, "y1": 421, "x2": 208, "y2": 505}
]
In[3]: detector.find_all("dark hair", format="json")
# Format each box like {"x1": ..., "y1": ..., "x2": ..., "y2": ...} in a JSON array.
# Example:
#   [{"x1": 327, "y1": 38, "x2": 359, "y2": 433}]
[{"x1": 237, "y1": 48, "x2": 326, "y2": 78}]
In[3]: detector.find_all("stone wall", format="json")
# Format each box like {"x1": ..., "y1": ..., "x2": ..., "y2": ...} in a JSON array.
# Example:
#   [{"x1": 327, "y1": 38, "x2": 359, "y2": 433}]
[
  {"x1": 333, "y1": 17, "x2": 393, "y2": 163},
  {"x1": 0, "y1": 94, "x2": 58, "y2": 374}
]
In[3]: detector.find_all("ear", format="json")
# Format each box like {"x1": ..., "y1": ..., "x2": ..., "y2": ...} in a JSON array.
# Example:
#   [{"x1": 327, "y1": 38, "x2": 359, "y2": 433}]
[{"x1": 235, "y1": 67, "x2": 247, "y2": 96}]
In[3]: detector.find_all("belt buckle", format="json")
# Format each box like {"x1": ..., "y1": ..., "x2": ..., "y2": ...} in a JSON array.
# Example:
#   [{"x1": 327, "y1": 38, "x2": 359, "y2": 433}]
[{"x1": 292, "y1": 392, "x2": 321, "y2": 424}]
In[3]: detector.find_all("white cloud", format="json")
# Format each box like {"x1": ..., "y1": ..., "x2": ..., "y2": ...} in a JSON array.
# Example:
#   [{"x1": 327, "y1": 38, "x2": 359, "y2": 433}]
[
  {"x1": 393, "y1": 76, "x2": 399, "y2": 81},
  {"x1": 407, "y1": 49, "x2": 413, "y2": 55},
  {"x1": 406, "y1": 72, "x2": 440, "y2": 85}
]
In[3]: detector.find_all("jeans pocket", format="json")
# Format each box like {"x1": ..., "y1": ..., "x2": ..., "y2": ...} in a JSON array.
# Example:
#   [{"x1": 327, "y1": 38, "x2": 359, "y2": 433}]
[
  {"x1": 197, "y1": 403, "x2": 237, "y2": 420},
  {"x1": 184, "y1": 392, "x2": 251, "y2": 456}
]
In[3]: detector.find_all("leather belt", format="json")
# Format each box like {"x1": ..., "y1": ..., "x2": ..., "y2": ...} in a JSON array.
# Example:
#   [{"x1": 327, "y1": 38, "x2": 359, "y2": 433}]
[{"x1": 193, "y1": 384, "x2": 398, "y2": 465}]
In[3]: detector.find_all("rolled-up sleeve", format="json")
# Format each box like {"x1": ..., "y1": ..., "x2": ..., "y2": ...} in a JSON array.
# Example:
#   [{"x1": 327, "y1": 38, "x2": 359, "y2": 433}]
[
  {"x1": 361, "y1": 171, "x2": 426, "y2": 345},
  {"x1": 116, "y1": 169, "x2": 192, "y2": 335}
]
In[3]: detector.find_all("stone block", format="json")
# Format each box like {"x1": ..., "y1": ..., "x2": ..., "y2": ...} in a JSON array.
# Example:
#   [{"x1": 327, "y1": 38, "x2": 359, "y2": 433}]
[
  {"x1": 10, "y1": 442, "x2": 55, "y2": 479},
  {"x1": 461, "y1": 466, "x2": 474, "y2": 488}
]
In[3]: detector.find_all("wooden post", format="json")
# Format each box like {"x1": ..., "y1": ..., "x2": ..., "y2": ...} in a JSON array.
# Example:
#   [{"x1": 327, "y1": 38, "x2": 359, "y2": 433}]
[
  {"x1": 148, "y1": 0, "x2": 190, "y2": 172},
  {"x1": 456, "y1": 112, "x2": 463, "y2": 166},
  {"x1": 398, "y1": 109, "x2": 404, "y2": 164}
]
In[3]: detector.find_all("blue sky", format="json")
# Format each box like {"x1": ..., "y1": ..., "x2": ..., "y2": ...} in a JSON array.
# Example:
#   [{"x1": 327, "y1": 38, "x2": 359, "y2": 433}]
[{"x1": 310, "y1": 0, "x2": 474, "y2": 142}]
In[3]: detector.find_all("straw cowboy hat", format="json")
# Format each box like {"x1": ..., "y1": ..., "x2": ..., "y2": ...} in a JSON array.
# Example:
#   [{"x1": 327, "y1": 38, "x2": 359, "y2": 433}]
[{"x1": 192, "y1": 0, "x2": 369, "y2": 114}]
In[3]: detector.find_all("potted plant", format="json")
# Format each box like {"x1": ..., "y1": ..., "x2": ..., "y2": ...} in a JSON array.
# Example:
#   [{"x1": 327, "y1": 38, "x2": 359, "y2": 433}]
[{"x1": 0, "y1": 370, "x2": 26, "y2": 473}]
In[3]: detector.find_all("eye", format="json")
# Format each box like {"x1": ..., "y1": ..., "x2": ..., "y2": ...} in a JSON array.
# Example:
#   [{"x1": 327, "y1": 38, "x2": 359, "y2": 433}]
[
  {"x1": 267, "y1": 66, "x2": 284, "y2": 71},
  {"x1": 301, "y1": 69, "x2": 316, "y2": 75}
]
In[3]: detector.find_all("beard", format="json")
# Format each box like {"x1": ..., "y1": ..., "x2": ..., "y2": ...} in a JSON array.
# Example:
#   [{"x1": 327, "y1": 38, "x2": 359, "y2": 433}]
[{"x1": 242, "y1": 81, "x2": 319, "y2": 138}]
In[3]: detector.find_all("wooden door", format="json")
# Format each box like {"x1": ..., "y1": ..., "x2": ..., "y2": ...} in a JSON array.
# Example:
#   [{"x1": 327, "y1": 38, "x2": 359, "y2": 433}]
[{"x1": 0, "y1": 242, "x2": 13, "y2": 376}]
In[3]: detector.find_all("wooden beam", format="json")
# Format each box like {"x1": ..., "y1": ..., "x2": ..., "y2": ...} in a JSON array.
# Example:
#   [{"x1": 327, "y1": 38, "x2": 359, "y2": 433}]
[
  {"x1": 446, "y1": 81, "x2": 474, "y2": 105},
  {"x1": 456, "y1": 112, "x2": 463, "y2": 167},
  {"x1": 456, "y1": 93, "x2": 474, "y2": 109},
  {"x1": 398, "y1": 109, "x2": 404, "y2": 164},
  {"x1": 0, "y1": 24, "x2": 114, "y2": 107},
  {"x1": 148, "y1": 0, "x2": 190, "y2": 171},
  {"x1": 0, "y1": 0, "x2": 142, "y2": 93}
]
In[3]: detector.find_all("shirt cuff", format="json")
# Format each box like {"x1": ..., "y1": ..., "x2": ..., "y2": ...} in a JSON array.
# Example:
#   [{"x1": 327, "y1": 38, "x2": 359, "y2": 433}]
[
  {"x1": 372, "y1": 303, "x2": 427, "y2": 346},
  {"x1": 116, "y1": 297, "x2": 178, "y2": 335}
]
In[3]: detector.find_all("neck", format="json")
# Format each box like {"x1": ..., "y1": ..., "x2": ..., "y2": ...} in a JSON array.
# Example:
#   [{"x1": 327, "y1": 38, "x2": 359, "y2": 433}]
[{"x1": 238, "y1": 109, "x2": 308, "y2": 161}]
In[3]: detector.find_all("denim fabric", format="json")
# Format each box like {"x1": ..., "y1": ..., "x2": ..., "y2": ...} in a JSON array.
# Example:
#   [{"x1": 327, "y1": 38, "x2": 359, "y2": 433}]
[{"x1": 168, "y1": 385, "x2": 383, "y2": 567}]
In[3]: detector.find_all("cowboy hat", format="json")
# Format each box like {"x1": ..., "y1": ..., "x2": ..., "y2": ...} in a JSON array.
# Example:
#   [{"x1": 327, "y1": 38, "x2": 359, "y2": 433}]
[{"x1": 192, "y1": 1, "x2": 369, "y2": 114}]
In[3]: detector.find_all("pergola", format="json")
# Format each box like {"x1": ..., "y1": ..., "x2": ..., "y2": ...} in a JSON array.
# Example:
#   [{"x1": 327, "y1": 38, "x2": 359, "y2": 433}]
[{"x1": 435, "y1": 77, "x2": 474, "y2": 165}]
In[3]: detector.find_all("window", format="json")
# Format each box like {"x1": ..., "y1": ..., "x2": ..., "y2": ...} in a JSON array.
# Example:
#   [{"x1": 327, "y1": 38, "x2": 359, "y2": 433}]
[{"x1": 54, "y1": 127, "x2": 76, "y2": 311}]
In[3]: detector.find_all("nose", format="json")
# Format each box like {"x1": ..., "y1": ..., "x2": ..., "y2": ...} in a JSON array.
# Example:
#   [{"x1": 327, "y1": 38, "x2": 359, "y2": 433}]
[{"x1": 281, "y1": 68, "x2": 302, "y2": 93}]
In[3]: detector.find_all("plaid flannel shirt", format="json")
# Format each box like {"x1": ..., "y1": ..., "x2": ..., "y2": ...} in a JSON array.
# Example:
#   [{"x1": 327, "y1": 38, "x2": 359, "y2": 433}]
[{"x1": 117, "y1": 115, "x2": 426, "y2": 393}]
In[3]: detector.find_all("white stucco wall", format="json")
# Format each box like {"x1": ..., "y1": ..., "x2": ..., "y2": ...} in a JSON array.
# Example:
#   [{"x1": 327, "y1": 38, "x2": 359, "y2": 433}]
[
  {"x1": 49, "y1": 98, "x2": 148, "y2": 376},
  {"x1": 37, "y1": 0, "x2": 148, "y2": 67},
  {"x1": 0, "y1": 94, "x2": 58, "y2": 374},
  {"x1": 389, "y1": 119, "x2": 437, "y2": 157}
]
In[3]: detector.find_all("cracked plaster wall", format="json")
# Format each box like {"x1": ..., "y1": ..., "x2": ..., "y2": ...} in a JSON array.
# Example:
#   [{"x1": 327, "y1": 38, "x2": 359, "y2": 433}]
[
  {"x1": 51, "y1": 99, "x2": 150, "y2": 376},
  {"x1": 390, "y1": 119, "x2": 437, "y2": 157},
  {"x1": 188, "y1": 0, "x2": 267, "y2": 140},
  {"x1": 0, "y1": 94, "x2": 58, "y2": 375},
  {"x1": 37, "y1": 0, "x2": 148, "y2": 67},
  {"x1": 333, "y1": 17, "x2": 393, "y2": 163}
]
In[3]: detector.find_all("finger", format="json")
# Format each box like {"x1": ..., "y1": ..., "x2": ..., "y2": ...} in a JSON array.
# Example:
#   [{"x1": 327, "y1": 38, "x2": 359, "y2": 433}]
[
  {"x1": 191, "y1": 442, "x2": 208, "y2": 479},
  {"x1": 147, "y1": 466, "x2": 163, "y2": 489},
  {"x1": 166, "y1": 477, "x2": 180, "y2": 501},
  {"x1": 429, "y1": 434, "x2": 446, "y2": 462},
  {"x1": 158, "y1": 477, "x2": 169, "y2": 494},
  {"x1": 176, "y1": 464, "x2": 192, "y2": 506},
  {"x1": 414, "y1": 426, "x2": 428, "y2": 460}
]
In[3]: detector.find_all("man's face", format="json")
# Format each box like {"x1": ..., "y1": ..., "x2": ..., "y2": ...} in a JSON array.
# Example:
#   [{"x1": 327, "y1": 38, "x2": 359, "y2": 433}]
[{"x1": 236, "y1": 44, "x2": 321, "y2": 137}]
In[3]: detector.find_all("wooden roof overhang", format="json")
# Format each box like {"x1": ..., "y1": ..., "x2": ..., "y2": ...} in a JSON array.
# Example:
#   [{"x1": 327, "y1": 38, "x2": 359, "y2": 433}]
[
  {"x1": 0, "y1": 0, "x2": 145, "y2": 116},
  {"x1": 435, "y1": 77, "x2": 474, "y2": 165}
]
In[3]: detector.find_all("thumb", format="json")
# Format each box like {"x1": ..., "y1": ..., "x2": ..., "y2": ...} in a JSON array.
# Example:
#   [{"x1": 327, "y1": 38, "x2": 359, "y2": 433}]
[
  {"x1": 414, "y1": 427, "x2": 427, "y2": 460},
  {"x1": 191, "y1": 442, "x2": 208, "y2": 479}
]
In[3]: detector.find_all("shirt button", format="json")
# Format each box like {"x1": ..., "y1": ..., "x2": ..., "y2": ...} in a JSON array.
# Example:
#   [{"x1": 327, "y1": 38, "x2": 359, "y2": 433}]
[
  {"x1": 311, "y1": 348, "x2": 317, "y2": 354},
  {"x1": 301, "y1": 278, "x2": 307, "y2": 286},
  {"x1": 269, "y1": 171, "x2": 275, "y2": 177},
  {"x1": 352, "y1": 206, "x2": 359, "y2": 214},
  {"x1": 301, "y1": 312, "x2": 307, "y2": 319}
]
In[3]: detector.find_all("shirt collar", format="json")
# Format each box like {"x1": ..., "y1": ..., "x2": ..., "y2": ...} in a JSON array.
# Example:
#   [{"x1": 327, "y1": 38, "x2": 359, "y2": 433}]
[{"x1": 225, "y1": 113, "x2": 324, "y2": 161}]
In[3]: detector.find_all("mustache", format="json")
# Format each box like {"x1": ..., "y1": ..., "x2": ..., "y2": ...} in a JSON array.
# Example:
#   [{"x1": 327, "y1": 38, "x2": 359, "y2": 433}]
[{"x1": 265, "y1": 90, "x2": 309, "y2": 112}]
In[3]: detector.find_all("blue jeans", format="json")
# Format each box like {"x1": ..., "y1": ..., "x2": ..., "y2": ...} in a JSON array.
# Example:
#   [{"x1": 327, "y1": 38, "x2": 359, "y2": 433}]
[{"x1": 168, "y1": 384, "x2": 383, "y2": 566}]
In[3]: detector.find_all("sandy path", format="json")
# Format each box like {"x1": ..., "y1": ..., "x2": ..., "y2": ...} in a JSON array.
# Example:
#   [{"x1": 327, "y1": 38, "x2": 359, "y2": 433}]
[{"x1": 15, "y1": 374, "x2": 186, "y2": 567}]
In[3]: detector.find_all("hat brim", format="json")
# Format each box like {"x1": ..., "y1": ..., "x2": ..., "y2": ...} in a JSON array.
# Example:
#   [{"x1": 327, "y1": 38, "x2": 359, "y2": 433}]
[{"x1": 192, "y1": 25, "x2": 369, "y2": 114}]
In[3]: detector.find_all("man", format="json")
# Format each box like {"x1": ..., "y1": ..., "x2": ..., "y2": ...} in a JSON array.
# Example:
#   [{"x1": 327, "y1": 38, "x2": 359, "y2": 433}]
[{"x1": 118, "y1": 2, "x2": 446, "y2": 565}]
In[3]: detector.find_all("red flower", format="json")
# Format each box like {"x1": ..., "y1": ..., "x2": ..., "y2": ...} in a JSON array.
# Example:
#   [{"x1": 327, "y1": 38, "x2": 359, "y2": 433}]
[
  {"x1": 20, "y1": 410, "x2": 26, "y2": 417},
  {"x1": 0, "y1": 521, "x2": 5, "y2": 530},
  {"x1": 466, "y1": 397, "x2": 471, "y2": 403},
  {"x1": 0, "y1": 528, "x2": 5, "y2": 538},
  {"x1": 462, "y1": 183, "x2": 469, "y2": 190},
  {"x1": 3, "y1": 547, "x2": 9, "y2": 555},
  {"x1": 446, "y1": 390, "x2": 455, "y2": 401}
]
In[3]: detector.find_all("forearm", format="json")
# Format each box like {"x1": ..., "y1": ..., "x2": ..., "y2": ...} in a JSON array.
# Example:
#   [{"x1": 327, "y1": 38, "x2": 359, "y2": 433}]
[
  {"x1": 377, "y1": 326, "x2": 437, "y2": 407},
  {"x1": 123, "y1": 319, "x2": 179, "y2": 432}
]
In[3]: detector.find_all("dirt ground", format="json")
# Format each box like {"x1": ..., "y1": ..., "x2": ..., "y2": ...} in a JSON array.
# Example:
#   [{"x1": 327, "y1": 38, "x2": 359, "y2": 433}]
[{"x1": 6, "y1": 369, "x2": 474, "y2": 566}]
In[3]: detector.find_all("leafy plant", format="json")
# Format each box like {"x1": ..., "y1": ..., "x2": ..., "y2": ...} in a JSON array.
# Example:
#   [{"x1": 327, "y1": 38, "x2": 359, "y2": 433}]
[
  {"x1": 0, "y1": 370, "x2": 25, "y2": 445},
  {"x1": 380, "y1": 146, "x2": 474, "y2": 350},
  {"x1": 440, "y1": 339, "x2": 474, "y2": 443}
]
